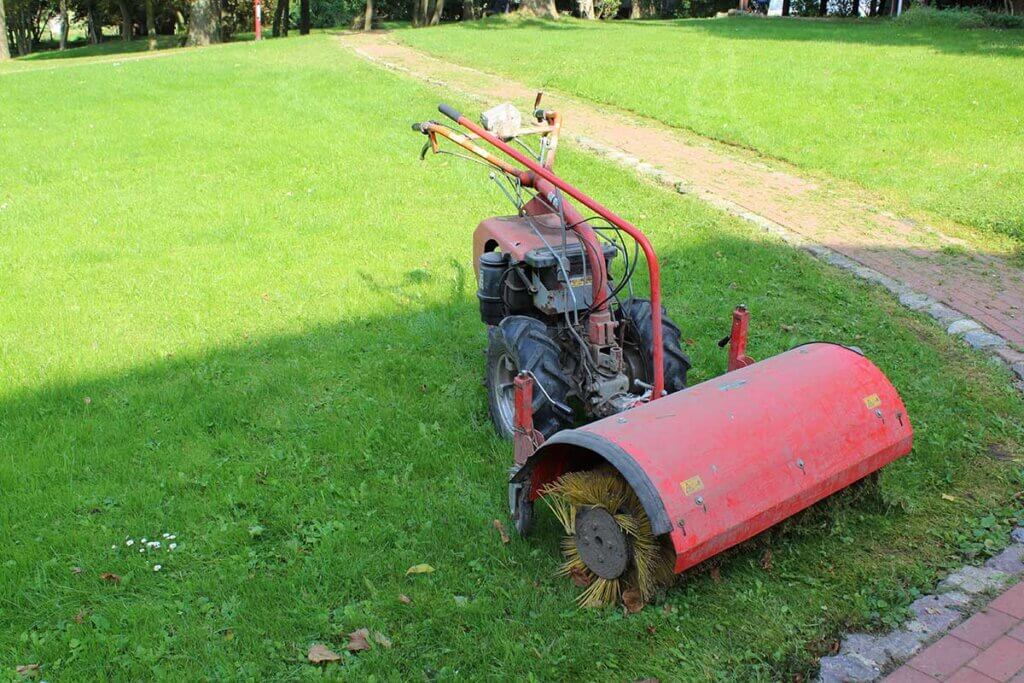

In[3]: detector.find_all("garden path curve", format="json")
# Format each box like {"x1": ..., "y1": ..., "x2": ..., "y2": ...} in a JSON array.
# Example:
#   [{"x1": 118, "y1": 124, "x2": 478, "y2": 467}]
[{"x1": 339, "y1": 30, "x2": 1024, "y2": 363}]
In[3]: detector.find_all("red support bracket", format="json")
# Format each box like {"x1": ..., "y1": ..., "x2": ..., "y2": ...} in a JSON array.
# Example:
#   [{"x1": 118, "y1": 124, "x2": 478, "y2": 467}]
[
  {"x1": 727, "y1": 305, "x2": 756, "y2": 372},
  {"x1": 513, "y1": 373, "x2": 544, "y2": 466}
]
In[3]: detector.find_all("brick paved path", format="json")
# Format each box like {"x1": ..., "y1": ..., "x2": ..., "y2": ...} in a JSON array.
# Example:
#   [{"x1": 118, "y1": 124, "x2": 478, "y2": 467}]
[
  {"x1": 340, "y1": 32, "x2": 1024, "y2": 351},
  {"x1": 885, "y1": 582, "x2": 1024, "y2": 682}
]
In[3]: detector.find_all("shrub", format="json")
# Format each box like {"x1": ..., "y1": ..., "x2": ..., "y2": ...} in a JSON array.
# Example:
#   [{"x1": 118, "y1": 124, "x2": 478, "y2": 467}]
[{"x1": 897, "y1": 5, "x2": 1024, "y2": 29}]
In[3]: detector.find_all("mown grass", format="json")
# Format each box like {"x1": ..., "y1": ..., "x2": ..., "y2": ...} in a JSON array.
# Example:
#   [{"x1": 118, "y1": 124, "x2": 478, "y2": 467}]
[
  {"x1": 397, "y1": 16, "x2": 1024, "y2": 244},
  {"x1": 1, "y1": 34, "x2": 1022, "y2": 680}
]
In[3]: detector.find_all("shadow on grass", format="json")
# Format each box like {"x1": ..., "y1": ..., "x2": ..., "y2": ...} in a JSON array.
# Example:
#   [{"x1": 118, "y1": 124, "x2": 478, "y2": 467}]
[
  {"x1": 625, "y1": 15, "x2": 1024, "y2": 57},
  {"x1": 421, "y1": 14, "x2": 1023, "y2": 56},
  {"x1": 1, "y1": 230, "x2": 1020, "y2": 677}
]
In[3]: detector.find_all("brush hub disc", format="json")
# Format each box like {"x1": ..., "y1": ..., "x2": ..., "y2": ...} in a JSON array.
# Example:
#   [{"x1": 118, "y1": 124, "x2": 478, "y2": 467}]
[{"x1": 575, "y1": 506, "x2": 628, "y2": 579}]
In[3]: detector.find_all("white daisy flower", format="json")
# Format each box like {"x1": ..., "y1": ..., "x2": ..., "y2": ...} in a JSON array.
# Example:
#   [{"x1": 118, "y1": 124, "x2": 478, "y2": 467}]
[{"x1": 126, "y1": 539, "x2": 134, "y2": 546}]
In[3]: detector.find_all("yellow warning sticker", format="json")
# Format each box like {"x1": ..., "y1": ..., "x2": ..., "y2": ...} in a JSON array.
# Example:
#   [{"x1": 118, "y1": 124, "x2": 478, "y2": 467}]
[
  {"x1": 863, "y1": 394, "x2": 882, "y2": 409},
  {"x1": 681, "y1": 476, "x2": 705, "y2": 496}
]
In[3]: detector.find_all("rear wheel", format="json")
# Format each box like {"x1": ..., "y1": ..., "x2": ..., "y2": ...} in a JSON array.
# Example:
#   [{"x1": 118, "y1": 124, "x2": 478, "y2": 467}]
[
  {"x1": 617, "y1": 298, "x2": 691, "y2": 395},
  {"x1": 485, "y1": 316, "x2": 574, "y2": 440}
]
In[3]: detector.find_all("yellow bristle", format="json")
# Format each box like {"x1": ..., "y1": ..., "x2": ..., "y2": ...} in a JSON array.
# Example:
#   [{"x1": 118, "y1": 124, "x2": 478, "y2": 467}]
[{"x1": 541, "y1": 467, "x2": 674, "y2": 608}]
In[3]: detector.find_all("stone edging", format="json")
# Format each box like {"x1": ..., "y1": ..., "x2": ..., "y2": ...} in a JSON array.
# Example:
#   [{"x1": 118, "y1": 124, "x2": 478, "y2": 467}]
[
  {"x1": 570, "y1": 135, "x2": 1024, "y2": 394},
  {"x1": 815, "y1": 527, "x2": 1024, "y2": 682}
]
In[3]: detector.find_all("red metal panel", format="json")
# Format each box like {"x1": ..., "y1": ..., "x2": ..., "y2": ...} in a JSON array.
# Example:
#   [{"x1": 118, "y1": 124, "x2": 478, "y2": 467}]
[{"x1": 552, "y1": 343, "x2": 912, "y2": 574}]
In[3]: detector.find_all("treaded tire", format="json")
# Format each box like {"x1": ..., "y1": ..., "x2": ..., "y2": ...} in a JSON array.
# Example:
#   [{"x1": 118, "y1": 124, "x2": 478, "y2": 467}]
[
  {"x1": 486, "y1": 316, "x2": 574, "y2": 440},
  {"x1": 617, "y1": 298, "x2": 691, "y2": 395}
]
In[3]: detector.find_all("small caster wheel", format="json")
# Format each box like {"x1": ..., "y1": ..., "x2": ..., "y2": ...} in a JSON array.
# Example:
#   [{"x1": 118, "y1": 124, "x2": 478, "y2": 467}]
[{"x1": 509, "y1": 481, "x2": 533, "y2": 537}]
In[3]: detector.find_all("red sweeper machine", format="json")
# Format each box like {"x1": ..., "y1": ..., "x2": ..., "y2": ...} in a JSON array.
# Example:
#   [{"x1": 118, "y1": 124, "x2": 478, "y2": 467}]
[{"x1": 412, "y1": 98, "x2": 913, "y2": 607}]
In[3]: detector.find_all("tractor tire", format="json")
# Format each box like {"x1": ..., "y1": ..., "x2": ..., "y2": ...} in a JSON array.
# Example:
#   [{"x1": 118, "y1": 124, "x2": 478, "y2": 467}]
[
  {"x1": 617, "y1": 298, "x2": 691, "y2": 395},
  {"x1": 486, "y1": 316, "x2": 574, "y2": 440}
]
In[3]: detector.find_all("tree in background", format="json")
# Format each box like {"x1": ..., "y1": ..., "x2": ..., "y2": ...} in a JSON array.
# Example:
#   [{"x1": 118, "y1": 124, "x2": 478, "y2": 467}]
[
  {"x1": 360, "y1": 0, "x2": 371, "y2": 27},
  {"x1": 187, "y1": 0, "x2": 219, "y2": 43},
  {"x1": 58, "y1": 0, "x2": 68, "y2": 47},
  {"x1": 299, "y1": 0, "x2": 308, "y2": 31},
  {"x1": 518, "y1": 0, "x2": 557, "y2": 17},
  {"x1": 0, "y1": 0, "x2": 9, "y2": 58},
  {"x1": 145, "y1": 0, "x2": 155, "y2": 46}
]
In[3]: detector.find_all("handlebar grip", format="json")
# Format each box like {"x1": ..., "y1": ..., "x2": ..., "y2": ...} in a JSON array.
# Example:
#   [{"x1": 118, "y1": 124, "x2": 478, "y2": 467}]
[
  {"x1": 438, "y1": 103, "x2": 462, "y2": 122},
  {"x1": 412, "y1": 122, "x2": 427, "y2": 133}
]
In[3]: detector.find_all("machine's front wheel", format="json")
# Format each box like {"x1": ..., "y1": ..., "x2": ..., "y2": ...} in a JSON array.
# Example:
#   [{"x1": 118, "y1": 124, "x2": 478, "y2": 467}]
[
  {"x1": 617, "y1": 298, "x2": 691, "y2": 395},
  {"x1": 485, "y1": 316, "x2": 574, "y2": 440}
]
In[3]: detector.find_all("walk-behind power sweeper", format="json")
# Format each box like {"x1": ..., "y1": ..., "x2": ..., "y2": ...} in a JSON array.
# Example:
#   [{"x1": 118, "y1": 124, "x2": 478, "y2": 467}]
[{"x1": 412, "y1": 98, "x2": 913, "y2": 607}]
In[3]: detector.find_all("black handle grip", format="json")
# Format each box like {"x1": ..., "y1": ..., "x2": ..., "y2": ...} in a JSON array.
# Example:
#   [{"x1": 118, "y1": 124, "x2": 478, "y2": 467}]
[{"x1": 438, "y1": 103, "x2": 462, "y2": 122}]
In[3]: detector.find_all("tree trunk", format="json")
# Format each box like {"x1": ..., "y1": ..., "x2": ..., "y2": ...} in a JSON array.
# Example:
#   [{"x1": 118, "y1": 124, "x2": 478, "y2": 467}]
[
  {"x1": 362, "y1": 0, "x2": 373, "y2": 28},
  {"x1": 578, "y1": 0, "x2": 594, "y2": 18},
  {"x1": 413, "y1": 0, "x2": 429, "y2": 25},
  {"x1": 518, "y1": 0, "x2": 558, "y2": 17},
  {"x1": 58, "y1": 0, "x2": 68, "y2": 49},
  {"x1": 850, "y1": 0, "x2": 858, "y2": 15},
  {"x1": 118, "y1": 0, "x2": 131, "y2": 40},
  {"x1": 782, "y1": 0, "x2": 790, "y2": 13},
  {"x1": 299, "y1": 0, "x2": 309, "y2": 33},
  {"x1": 0, "y1": 0, "x2": 9, "y2": 60},
  {"x1": 272, "y1": 0, "x2": 283, "y2": 34},
  {"x1": 187, "y1": 0, "x2": 220, "y2": 44},
  {"x1": 462, "y1": 0, "x2": 474, "y2": 19},
  {"x1": 429, "y1": 0, "x2": 444, "y2": 24},
  {"x1": 87, "y1": 5, "x2": 100, "y2": 43},
  {"x1": 629, "y1": 0, "x2": 641, "y2": 17},
  {"x1": 146, "y1": 0, "x2": 156, "y2": 48},
  {"x1": 818, "y1": 0, "x2": 827, "y2": 14}
]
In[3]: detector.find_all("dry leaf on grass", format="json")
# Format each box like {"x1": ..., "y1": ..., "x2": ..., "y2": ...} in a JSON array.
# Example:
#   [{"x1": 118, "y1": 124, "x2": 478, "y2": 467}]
[
  {"x1": 99, "y1": 572, "x2": 121, "y2": 584},
  {"x1": 71, "y1": 566, "x2": 83, "y2": 574},
  {"x1": 405, "y1": 563, "x2": 434, "y2": 575},
  {"x1": 307, "y1": 643, "x2": 341, "y2": 664},
  {"x1": 372, "y1": 632, "x2": 392, "y2": 649},
  {"x1": 398, "y1": 594, "x2": 412, "y2": 604},
  {"x1": 15, "y1": 664, "x2": 40, "y2": 678},
  {"x1": 622, "y1": 588, "x2": 644, "y2": 614},
  {"x1": 346, "y1": 628, "x2": 371, "y2": 652},
  {"x1": 941, "y1": 493, "x2": 958, "y2": 502},
  {"x1": 569, "y1": 566, "x2": 592, "y2": 587},
  {"x1": 760, "y1": 549, "x2": 773, "y2": 572},
  {"x1": 492, "y1": 519, "x2": 510, "y2": 545},
  {"x1": 709, "y1": 567, "x2": 722, "y2": 583},
  {"x1": 72, "y1": 610, "x2": 86, "y2": 624}
]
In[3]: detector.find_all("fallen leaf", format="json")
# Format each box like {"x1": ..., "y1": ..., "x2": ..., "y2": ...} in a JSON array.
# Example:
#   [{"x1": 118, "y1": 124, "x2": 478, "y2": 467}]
[
  {"x1": 307, "y1": 643, "x2": 341, "y2": 664},
  {"x1": 709, "y1": 567, "x2": 722, "y2": 583},
  {"x1": 99, "y1": 572, "x2": 121, "y2": 585},
  {"x1": 492, "y1": 519, "x2": 510, "y2": 545},
  {"x1": 346, "y1": 628, "x2": 371, "y2": 652},
  {"x1": 398, "y1": 594, "x2": 412, "y2": 605},
  {"x1": 569, "y1": 566, "x2": 592, "y2": 587},
  {"x1": 372, "y1": 631, "x2": 392, "y2": 649},
  {"x1": 16, "y1": 664, "x2": 40, "y2": 678},
  {"x1": 622, "y1": 588, "x2": 644, "y2": 614},
  {"x1": 760, "y1": 549, "x2": 773, "y2": 572},
  {"x1": 646, "y1": 625, "x2": 656, "y2": 635},
  {"x1": 72, "y1": 610, "x2": 86, "y2": 624},
  {"x1": 781, "y1": 324, "x2": 794, "y2": 332},
  {"x1": 71, "y1": 566, "x2": 83, "y2": 574},
  {"x1": 260, "y1": 292, "x2": 271, "y2": 302},
  {"x1": 83, "y1": 397, "x2": 92, "y2": 405},
  {"x1": 405, "y1": 563, "x2": 434, "y2": 575},
  {"x1": 941, "y1": 493, "x2": 958, "y2": 502}
]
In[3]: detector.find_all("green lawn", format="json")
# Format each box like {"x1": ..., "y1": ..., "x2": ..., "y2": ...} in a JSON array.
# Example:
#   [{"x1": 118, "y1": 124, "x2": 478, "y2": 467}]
[
  {"x1": 397, "y1": 16, "x2": 1024, "y2": 244},
  {"x1": 1, "y1": 34, "x2": 1022, "y2": 680}
]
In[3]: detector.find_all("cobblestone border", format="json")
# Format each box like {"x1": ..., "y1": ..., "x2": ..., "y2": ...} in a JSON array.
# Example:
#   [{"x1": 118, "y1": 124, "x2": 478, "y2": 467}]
[
  {"x1": 815, "y1": 527, "x2": 1024, "y2": 682},
  {"x1": 571, "y1": 135, "x2": 1024, "y2": 394}
]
